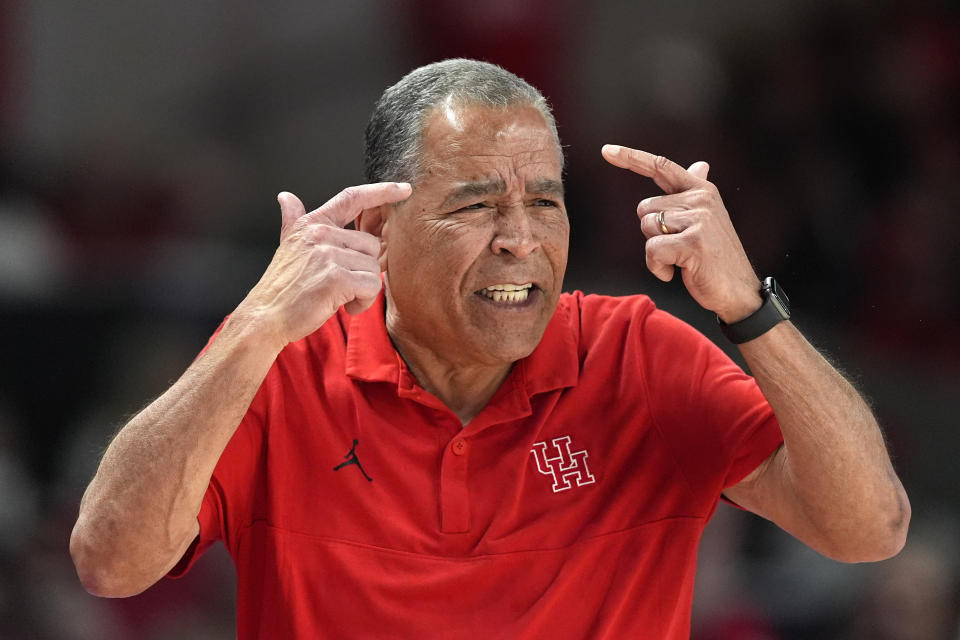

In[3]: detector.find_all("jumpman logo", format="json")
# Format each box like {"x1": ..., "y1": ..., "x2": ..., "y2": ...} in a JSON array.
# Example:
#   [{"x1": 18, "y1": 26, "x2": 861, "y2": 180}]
[{"x1": 333, "y1": 439, "x2": 373, "y2": 482}]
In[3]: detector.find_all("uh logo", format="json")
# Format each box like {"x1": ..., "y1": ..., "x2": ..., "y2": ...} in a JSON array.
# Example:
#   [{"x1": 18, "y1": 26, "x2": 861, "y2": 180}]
[{"x1": 530, "y1": 435, "x2": 596, "y2": 493}]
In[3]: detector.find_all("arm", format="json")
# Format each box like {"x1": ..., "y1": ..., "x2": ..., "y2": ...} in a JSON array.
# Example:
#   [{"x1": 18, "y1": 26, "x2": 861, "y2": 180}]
[
  {"x1": 70, "y1": 183, "x2": 411, "y2": 597},
  {"x1": 726, "y1": 322, "x2": 909, "y2": 561},
  {"x1": 70, "y1": 312, "x2": 282, "y2": 597},
  {"x1": 601, "y1": 145, "x2": 909, "y2": 561}
]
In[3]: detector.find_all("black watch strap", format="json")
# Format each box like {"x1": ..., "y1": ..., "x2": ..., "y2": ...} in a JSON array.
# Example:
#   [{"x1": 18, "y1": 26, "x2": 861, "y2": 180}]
[{"x1": 717, "y1": 277, "x2": 790, "y2": 344}]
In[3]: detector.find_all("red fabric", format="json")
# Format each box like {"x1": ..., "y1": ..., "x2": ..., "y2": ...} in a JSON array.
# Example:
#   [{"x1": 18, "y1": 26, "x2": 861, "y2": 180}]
[{"x1": 170, "y1": 290, "x2": 782, "y2": 639}]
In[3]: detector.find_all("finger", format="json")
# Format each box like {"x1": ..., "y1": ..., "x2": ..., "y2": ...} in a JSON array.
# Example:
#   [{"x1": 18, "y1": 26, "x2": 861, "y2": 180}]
[
  {"x1": 686, "y1": 161, "x2": 710, "y2": 180},
  {"x1": 636, "y1": 195, "x2": 669, "y2": 216},
  {"x1": 645, "y1": 235, "x2": 682, "y2": 282},
  {"x1": 639, "y1": 210, "x2": 692, "y2": 238},
  {"x1": 338, "y1": 228, "x2": 381, "y2": 259},
  {"x1": 278, "y1": 191, "x2": 307, "y2": 230},
  {"x1": 343, "y1": 271, "x2": 384, "y2": 315},
  {"x1": 636, "y1": 193, "x2": 691, "y2": 217},
  {"x1": 317, "y1": 245, "x2": 382, "y2": 275},
  {"x1": 601, "y1": 145, "x2": 699, "y2": 194},
  {"x1": 309, "y1": 182, "x2": 412, "y2": 228},
  {"x1": 306, "y1": 224, "x2": 381, "y2": 258}
]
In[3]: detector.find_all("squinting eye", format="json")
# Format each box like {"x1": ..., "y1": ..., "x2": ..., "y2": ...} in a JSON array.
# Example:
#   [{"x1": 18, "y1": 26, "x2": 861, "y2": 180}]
[
  {"x1": 454, "y1": 202, "x2": 487, "y2": 213},
  {"x1": 533, "y1": 199, "x2": 559, "y2": 208}
]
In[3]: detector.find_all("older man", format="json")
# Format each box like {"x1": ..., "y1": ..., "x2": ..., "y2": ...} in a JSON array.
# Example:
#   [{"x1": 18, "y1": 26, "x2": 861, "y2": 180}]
[{"x1": 71, "y1": 59, "x2": 909, "y2": 639}]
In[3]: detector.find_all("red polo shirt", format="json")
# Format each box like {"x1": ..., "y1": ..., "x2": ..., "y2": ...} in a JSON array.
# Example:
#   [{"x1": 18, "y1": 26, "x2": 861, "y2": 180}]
[{"x1": 170, "y1": 290, "x2": 782, "y2": 639}]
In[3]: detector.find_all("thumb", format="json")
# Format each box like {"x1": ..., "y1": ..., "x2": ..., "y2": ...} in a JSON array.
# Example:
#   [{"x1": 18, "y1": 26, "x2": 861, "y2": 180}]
[
  {"x1": 686, "y1": 161, "x2": 710, "y2": 181},
  {"x1": 277, "y1": 191, "x2": 307, "y2": 233}
]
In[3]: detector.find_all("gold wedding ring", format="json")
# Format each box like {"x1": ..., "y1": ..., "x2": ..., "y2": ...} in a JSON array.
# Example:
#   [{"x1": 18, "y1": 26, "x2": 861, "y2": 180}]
[{"x1": 657, "y1": 210, "x2": 670, "y2": 235}]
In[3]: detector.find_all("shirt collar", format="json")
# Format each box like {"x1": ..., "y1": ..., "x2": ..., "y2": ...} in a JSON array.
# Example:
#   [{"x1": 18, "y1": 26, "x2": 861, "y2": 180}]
[{"x1": 344, "y1": 289, "x2": 580, "y2": 396}]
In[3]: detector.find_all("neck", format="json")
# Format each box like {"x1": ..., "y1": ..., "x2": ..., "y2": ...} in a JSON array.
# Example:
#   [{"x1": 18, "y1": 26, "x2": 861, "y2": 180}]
[
  {"x1": 384, "y1": 295, "x2": 513, "y2": 425},
  {"x1": 388, "y1": 332, "x2": 513, "y2": 426}
]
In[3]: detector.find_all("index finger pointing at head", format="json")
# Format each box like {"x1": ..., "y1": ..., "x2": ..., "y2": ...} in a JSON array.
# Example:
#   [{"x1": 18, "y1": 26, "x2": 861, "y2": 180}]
[
  {"x1": 601, "y1": 145, "x2": 698, "y2": 194},
  {"x1": 310, "y1": 182, "x2": 412, "y2": 228}
]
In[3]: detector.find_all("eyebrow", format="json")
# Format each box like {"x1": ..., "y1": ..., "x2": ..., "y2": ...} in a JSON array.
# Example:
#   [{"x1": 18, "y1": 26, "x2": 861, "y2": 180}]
[
  {"x1": 441, "y1": 176, "x2": 565, "y2": 209},
  {"x1": 527, "y1": 177, "x2": 565, "y2": 199},
  {"x1": 442, "y1": 178, "x2": 507, "y2": 208}
]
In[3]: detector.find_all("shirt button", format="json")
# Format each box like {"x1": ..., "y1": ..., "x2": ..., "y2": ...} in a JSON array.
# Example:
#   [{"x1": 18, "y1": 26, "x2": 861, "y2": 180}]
[{"x1": 452, "y1": 439, "x2": 468, "y2": 456}]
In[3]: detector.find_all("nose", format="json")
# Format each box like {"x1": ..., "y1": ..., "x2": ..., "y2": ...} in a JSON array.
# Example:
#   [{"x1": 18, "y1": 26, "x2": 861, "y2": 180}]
[{"x1": 490, "y1": 204, "x2": 540, "y2": 259}]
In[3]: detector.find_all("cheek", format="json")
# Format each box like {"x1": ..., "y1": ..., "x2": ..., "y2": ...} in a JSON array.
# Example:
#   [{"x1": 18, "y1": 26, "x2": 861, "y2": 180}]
[
  {"x1": 399, "y1": 215, "x2": 491, "y2": 278},
  {"x1": 428, "y1": 215, "x2": 492, "y2": 251},
  {"x1": 423, "y1": 214, "x2": 486, "y2": 243},
  {"x1": 538, "y1": 215, "x2": 570, "y2": 264}
]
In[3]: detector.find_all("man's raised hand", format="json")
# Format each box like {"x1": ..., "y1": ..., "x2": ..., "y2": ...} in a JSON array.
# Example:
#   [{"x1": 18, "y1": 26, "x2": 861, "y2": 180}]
[
  {"x1": 601, "y1": 144, "x2": 762, "y2": 324},
  {"x1": 237, "y1": 182, "x2": 411, "y2": 349}
]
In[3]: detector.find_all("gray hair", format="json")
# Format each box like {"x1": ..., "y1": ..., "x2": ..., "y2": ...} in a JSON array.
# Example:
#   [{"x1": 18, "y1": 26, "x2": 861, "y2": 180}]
[{"x1": 364, "y1": 58, "x2": 561, "y2": 185}]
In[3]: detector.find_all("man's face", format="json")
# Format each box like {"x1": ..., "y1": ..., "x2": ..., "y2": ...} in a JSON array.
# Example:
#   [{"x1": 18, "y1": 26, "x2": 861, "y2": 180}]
[{"x1": 382, "y1": 103, "x2": 569, "y2": 368}]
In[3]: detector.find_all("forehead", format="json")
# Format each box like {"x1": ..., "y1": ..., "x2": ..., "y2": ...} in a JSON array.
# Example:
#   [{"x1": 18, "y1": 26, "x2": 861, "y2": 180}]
[{"x1": 417, "y1": 103, "x2": 563, "y2": 184}]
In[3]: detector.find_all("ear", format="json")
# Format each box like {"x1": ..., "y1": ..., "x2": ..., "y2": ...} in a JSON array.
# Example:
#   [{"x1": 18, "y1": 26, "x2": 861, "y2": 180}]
[{"x1": 357, "y1": 204, "x2": 391, "y2": 271}]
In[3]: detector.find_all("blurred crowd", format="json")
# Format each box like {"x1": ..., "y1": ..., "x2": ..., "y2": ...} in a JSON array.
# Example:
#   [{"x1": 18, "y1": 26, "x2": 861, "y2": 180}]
[{"x1": 1, "y1": 1, "x2": 958, "y2": 638}]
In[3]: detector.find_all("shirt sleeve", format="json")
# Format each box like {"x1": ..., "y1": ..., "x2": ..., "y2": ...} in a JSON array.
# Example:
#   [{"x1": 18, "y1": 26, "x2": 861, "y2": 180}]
[
  {"x1": 166, "y1": 321, "x2": 267, "y2": 578},
  {"x1": 166, "y1": 481, "x2": 223, "y2": 578},
  {"x1": 637, "y1": 306, "x2": 783, "y2": 500},
  {"x1": 166, "y1": 411, "x2": 264, "y2": 577}
]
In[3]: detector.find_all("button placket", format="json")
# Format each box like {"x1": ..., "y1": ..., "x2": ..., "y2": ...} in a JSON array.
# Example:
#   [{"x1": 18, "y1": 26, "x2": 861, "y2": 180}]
[{"x1": 439, "y1": 437, "x2": 470, "y2": 533}]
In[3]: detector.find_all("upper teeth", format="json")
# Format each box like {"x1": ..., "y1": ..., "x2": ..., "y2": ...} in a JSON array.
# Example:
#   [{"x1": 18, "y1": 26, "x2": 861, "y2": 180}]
[
  {"x1": 479, "y1": 283, "x2": 533, "y2": 303},
  {"x1": 484, "y1": 283, "x2": 531, "y2": 291}
]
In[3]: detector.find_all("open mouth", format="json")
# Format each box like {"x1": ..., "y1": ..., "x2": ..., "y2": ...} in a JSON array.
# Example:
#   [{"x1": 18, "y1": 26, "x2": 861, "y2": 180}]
[{"x1": 476, "y1": 283, "x2": 535, "y2": 304}]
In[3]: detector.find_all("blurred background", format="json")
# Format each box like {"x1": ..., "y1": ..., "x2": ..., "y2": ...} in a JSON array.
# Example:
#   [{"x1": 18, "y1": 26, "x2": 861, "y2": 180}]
[{"x1": 1, "y1": 0, "x2": 958, "y2": 638}]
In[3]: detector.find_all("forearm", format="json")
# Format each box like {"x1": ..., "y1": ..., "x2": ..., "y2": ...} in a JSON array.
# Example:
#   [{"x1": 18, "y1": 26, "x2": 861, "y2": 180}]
[
  {"x1": 69, "y1": 184, "x2": 403, "y2": 597},
  {"x1": 601, "y1": 146, "x2": 910, "y2": 559},
  {"x1": 739, "y1": 321, "x2": 910, "y2": 560},
  {"x1": 70, "y1": 310, "x2": 283, "y2": 596}
]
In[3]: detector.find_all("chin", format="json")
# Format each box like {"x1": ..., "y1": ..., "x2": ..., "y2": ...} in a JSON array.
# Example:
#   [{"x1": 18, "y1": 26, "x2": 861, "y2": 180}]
[
  {"x1": 491, "y1": 345, "x2": 537, "y2": 365},
  {"x1": 461, "y1": 295, "x2": 558, "y2": 364},
  {"x1": 473, "y1": 331, "x2": 543, "y2": 365}
]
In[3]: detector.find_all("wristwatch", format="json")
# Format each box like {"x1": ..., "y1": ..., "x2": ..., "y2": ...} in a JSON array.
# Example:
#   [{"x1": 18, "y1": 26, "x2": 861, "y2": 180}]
[{"x1": 717, "y1": 277, "x2": 791, "y2": 344}]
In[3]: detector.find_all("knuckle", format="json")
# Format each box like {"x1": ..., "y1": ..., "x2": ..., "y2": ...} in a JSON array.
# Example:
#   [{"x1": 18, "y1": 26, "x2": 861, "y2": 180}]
[
  {"x1": 285, "y1": 225, "x2": 307, "y2": 244},
  {"x1": 310, "y1": 224, "x2": 333, "y2": 243},
  {"x1": 326, "y1": 262, "x2": 350, "y2": 284},
  {"x1": 641, "y1": 213, "x2": 657, "y2": 234},
  {"x1": 653, "y1": 155, "x2": 671, "y2": 173},
  {"x1": 314, "y1": 244, "x2": 340, "y2": 265},
  {"x1": 347, "y1": 271, "x2": 373, "y2": 295},
  {"x1": 289, "y1": 216, "x2": 311, "y2": 236},
  {"x1": 684, "y1": 227, "x2": 705, "y2": 249},
  {"x1": 337, "y1": 186, "x2": 360, "y2": 208}
]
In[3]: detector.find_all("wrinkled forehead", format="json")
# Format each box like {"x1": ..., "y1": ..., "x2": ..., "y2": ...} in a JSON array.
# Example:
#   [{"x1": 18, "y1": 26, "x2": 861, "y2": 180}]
[{"x1": 418, "y1": 102, "x2": 564, "y2": 180}]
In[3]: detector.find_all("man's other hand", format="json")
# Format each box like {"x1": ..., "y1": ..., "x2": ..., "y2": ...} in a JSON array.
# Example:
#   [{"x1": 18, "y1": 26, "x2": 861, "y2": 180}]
[
  {"x1": 601, "y1": 145, "x2": 762, "y2": 324},
  {"x1": 236, "y1": 182, "x2": 412, "y2": 349}
]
